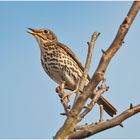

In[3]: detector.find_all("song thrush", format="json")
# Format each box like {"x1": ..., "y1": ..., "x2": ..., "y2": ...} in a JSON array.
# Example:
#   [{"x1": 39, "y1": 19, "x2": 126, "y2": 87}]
[{"x1": 27, "y1": 28, "x2": 117, "y2": 117}]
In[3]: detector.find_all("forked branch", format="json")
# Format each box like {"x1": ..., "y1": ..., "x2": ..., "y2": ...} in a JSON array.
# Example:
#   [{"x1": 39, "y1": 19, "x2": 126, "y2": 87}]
[
  {"x1": 77, "y1": 80, "x2": 108, "y2": 123},
  {"x1": 54, "y1": 2, "x2": 140, "y2": 139},
  {"x1": 55, "y1": 31, "x2": 100, "y2": 139}
]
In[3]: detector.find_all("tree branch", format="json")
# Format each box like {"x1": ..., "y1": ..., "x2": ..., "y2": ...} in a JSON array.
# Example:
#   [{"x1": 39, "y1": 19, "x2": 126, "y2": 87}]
[
  {"x1": 54, "y1": 2, "x2": 140, "y2": 139},
  {"x1": 54, "y1": 32, "x2": 100, "y2": 139},
  {"x1": 77, "y1": 80, "x2": 108, "y2": 123},
  {"x1": 78, "y1": 32, "x2": 100, "y2": 92},
  {"x1": 69, "y1": 104, "x2": 140, "y2": 139},
  {"x1": 86, "y1": 1, "x2": 140, "y2": 99}
]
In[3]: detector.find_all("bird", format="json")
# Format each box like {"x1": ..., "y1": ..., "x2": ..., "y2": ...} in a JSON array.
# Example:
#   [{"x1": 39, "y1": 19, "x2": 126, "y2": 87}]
[{"x1": 27, "y1": 28, "x2": 117, "y2": 117}]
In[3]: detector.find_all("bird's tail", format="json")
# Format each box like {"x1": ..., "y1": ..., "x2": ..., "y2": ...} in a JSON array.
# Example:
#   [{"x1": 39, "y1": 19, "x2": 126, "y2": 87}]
[{"x1": 97, "y1": 96, "x2": 117, "y2": 117}]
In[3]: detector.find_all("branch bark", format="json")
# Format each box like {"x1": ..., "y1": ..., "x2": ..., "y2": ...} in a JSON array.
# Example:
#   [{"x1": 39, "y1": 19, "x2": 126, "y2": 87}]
[
  {"x1": 77, "y1": 80, "x2": 108, "y2": 123},
  {"x1": 69, "y1": 104, "x2": 140, "y2": 139},
  {"x1": 54, "y1": 2, "x2": 140, "y2": 139}
]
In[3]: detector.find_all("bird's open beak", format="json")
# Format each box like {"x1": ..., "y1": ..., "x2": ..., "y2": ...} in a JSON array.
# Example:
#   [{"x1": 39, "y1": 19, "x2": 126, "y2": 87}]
[{"x1": 27, "y1": 28, "x2": 40, "y2": 36}]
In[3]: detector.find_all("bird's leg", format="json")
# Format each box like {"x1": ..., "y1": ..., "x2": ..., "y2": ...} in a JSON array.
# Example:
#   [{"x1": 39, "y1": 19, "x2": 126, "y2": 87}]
[
  {"x1": 73, "y1": 79, "x2": 81, "y2": 94},
  {"x1": 55, "y1": 81, "x2": 71, "y2": 102},
  {"x1": 56, "y1": 82, "x2": 71, "y2": 102},
  {"x1": 62, "y1": 90, "x2": 80, "y2": 102},
  {"x1": 62, "y1": 80, "x2": 81, "y2": 101},
  {"x1": 73, "y1": 79, "x2": 82, "y2": 103},
  {"x1": 62, "y1": 93, "x2": 72, "y2": 102}
]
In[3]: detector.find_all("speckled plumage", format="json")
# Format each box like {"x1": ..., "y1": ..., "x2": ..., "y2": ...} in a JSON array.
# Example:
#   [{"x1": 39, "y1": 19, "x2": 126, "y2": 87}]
[
  {"x1": 28, "y1": 28, "x2": 117, "y2": 117},
  {"x1": 40, "y1": 42, "x2": 85, "y2": 90}
]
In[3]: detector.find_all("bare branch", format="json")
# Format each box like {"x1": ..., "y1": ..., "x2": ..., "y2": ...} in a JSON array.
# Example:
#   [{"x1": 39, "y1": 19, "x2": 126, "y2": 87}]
[
  {"x1": 95, "y1": 1, "x2": 140, "y2": 75},
  {"x1": 78, "y1": 32, "x2": 100, "y2": 92},
  {"x1": 54, "y1": 32, "x2": 100, "y2": 139},
  {"x1": 54, "y1": 2, "x2": 140, "y2": 139},
  {"x1": 74, "y1": 32, "x2": 100, "y2": 104},
  {"x1": 69, "y1": 104, "x2": 140, "y2": 139},
  {"x1": 55, "y1": 32, "x2": 99, "y2": 139},
  {"x1": 88, "y1": 1, "x2": 140, "y2": 99},
  {"x1": 77, "y1": 80, "x2": 108, "y2": 123}
]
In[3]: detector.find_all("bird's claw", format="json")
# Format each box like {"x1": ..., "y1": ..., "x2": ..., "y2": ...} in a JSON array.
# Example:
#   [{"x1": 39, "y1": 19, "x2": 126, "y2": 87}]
[{"x1": 62, "y1": 93, "x2": 72, "y2": 102}]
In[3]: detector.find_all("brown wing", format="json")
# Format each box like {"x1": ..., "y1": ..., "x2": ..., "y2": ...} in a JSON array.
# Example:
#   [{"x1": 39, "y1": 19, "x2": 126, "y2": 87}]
[
  {"x1": 57, "y1": 42, "x2": 90, "y2": 80},
  {"x1": 57, "y1": 43, "x2": 117, "y2": 117}
]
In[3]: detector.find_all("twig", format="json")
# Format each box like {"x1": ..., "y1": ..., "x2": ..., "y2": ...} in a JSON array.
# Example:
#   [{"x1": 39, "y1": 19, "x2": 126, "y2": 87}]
[
  {"x1": 99, "y1": 105, "x2": 104, "y2": 122},
  {"x1": 78, "y1": 32, "x2": 100, "y2": 92},
  {"x1": 74, "y1": 32, "x2": 100, "y2": 104},
  {"x1": 77, "y1": 80, "x2": 108, "y2": 123},
  {"x1": 69, "y1": 104, "x2": 140, "y2": 139}
]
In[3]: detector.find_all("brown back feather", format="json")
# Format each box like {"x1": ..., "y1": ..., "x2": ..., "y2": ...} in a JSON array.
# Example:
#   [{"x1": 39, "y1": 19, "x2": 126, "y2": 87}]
[{"x1": 57, "y1": 42, "x2": 90, "y2": 80}]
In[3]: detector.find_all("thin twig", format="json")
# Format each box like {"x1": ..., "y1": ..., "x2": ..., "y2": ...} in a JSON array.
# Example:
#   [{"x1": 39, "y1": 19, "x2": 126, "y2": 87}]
[
  {"x1": 99, "y1": 105, "x2": 104, "y2": 122},
  {"x1": 78, "y1": 32, "x2": 100, "y2": 92},
  {"x1": 77, "y1": 80, "x2": 108, "y2": 123},
  {"x1": 74, "y1": 32, "x2": 100, "y2": 104}
]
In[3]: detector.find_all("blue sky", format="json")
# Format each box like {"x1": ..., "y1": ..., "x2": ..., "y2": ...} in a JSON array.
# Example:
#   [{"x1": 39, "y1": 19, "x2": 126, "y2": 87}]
[{"x1": 0, "y1": 1, "x2": 140, "y2": 139}]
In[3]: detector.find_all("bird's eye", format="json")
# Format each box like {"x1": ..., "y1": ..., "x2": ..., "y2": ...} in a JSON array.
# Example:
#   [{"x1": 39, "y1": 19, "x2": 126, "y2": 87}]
[{"x1": 43, "y1": 30, "x2": 49, "y2": 34}]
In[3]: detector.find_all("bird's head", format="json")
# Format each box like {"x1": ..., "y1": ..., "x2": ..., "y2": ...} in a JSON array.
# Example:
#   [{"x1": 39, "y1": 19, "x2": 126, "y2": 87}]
[{"x1": 27, "y1": 28, "x2": 58, "y2": 45}]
